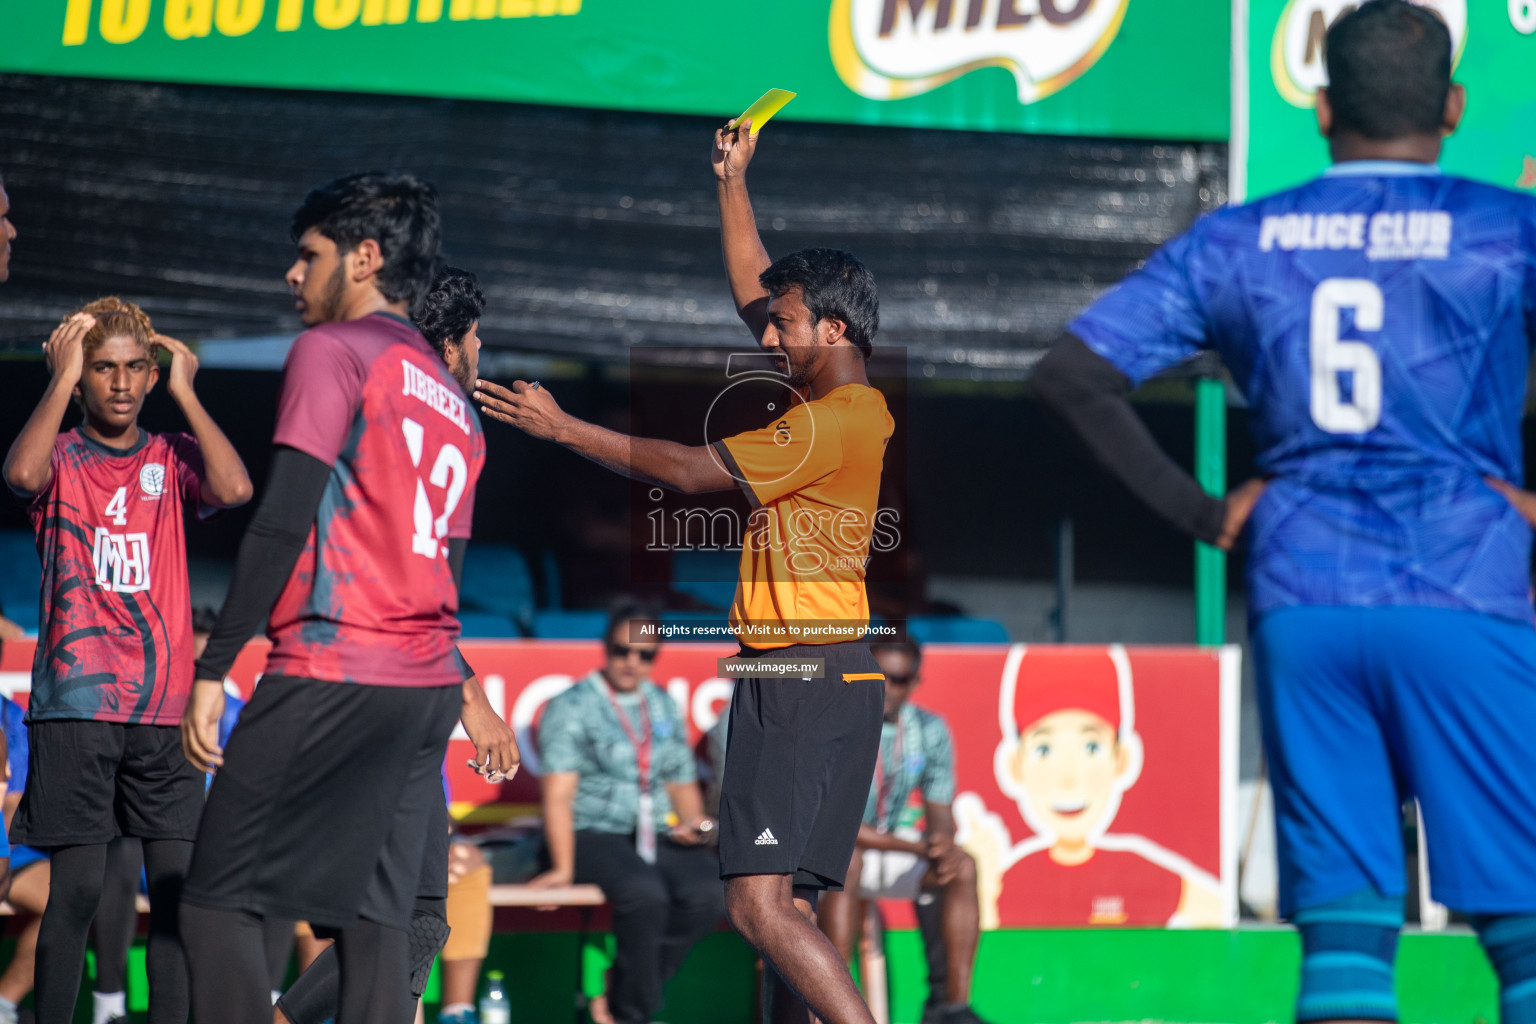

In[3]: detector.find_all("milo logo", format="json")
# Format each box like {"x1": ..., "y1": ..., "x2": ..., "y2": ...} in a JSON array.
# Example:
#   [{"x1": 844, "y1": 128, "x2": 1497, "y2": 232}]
[
  {"x1": 830, "y1": 0, "x2": 1128, "y2": 105},
  {"x1": 1270, "y1": 0, "x2": 1465, "y2": 107}
]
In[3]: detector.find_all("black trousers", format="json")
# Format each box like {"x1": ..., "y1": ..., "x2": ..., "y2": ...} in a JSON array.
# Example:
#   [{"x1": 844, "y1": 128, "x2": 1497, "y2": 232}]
[{"x1": 571, "y1": 831, "x2": 725, "y2": 1024}]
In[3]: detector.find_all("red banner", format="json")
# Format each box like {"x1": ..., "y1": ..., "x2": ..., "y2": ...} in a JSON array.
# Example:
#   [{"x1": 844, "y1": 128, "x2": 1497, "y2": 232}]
[{"x1": 0, "y1": 638, "x2": 1237, "y2": 928}]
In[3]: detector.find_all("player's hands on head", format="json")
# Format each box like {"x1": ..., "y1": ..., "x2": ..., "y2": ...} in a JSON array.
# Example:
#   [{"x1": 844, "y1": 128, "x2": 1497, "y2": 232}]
[
  {"x1": 181, "y1": 677, "x2": 227, "y2": 774},
  {"x1": 155, "y1": 333, "x2": 199, "y2": 400},
  {"x1": 712, "y1": 119, "x2": 758, "y2": 183},
  {"x1": 43, "y1": 313, "x2": 93, "y2": 387},
  {"x1": 474, "y1": 379, "x2": 566, "y2": 441},
  {"x1": 1485, "y1": 476, "x2": 1536, "y2": 529},
  {"x1": 1216, "y1": 477, "x2": 1269, "y2": 552}
]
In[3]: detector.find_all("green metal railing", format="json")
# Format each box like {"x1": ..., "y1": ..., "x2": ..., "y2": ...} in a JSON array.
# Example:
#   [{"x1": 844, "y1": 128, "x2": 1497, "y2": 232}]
[{"x1": 1194, "y1": 376, "x2": 1227, "y2": 645}]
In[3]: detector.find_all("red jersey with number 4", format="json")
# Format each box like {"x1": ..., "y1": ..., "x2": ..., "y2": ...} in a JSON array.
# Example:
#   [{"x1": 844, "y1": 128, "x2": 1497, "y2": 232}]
[
  {"x1": 26, "y1": 429, "x2": 207, "y2": 725},
  {"x1": 265, "y1": 312, "x2": 484, "y2": 687}
]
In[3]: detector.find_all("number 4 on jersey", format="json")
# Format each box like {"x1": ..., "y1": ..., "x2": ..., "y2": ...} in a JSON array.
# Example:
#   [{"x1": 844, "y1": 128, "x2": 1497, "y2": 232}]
[
  {"x1": 401, "y1": 417, "x2": 468, "y2": 558},
  {"x1": 1310, "y1": 278, "x2": 1383, "y2": 434},
  {"x1": 104, "y1": 486, "x2": 128, "y2": 526}
]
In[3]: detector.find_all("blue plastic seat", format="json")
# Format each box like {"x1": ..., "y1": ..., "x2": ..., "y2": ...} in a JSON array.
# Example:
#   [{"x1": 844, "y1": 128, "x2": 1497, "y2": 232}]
[
  {"x1": 457, "y1": 610, "x2": 521, "y2": 638},
  {"x1": 671, "y1": 549, "x2": 740, "y2": 611},
  {"x1": 531, "y1": 609, "x2": 609, "y2": 640},
  {"x1": 0, "y1": 530, "x2": 41, "y2": 632},
  {"x1": 906, "y1": 616, "x2": 1009, "y2": 645},
  {"x1": 460, "y1": 543, "x2": 535, "y2": 632}
]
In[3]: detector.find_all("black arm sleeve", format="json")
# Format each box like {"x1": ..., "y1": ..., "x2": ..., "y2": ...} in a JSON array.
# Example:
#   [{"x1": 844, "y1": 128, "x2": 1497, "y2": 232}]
[
  {"x1": 1032, "y1": 333, "x2": 1227, "y2": 545},
  {"x1": 195, "y1": 446, "x2": 331, "y2": 682},
  {"x1": 447, "y1": 537, "x2": 476, "y2": 680},
  {"x1": 447, "y1": 537, "x2": 466, "y2": 594}
]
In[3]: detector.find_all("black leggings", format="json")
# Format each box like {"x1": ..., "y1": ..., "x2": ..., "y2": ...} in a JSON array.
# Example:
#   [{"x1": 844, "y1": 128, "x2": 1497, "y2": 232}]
[
  {"x1": 184, "y1": 904, "x2": 417, "y2": 1024},
  {"x1": 35, "y1": 839, "x2": 192, "y2": 1024},
  {"x1": 91, "y1": 837, "x2": 142, "y2": 995},
  {"x1": 275, "y1": 897, "x2": 449, "y2": 1024}
]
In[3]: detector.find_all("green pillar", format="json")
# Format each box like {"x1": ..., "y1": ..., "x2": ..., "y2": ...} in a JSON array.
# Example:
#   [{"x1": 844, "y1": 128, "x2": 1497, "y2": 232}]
[{"x1": 1194, "y1": 376, "x2": 1226, "y2": 645}]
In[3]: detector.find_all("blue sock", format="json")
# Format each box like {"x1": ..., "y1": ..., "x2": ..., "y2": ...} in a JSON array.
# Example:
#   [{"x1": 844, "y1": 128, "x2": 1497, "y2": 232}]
[
  {"x1": 1293, "y1": 887, "x2": 1402, "y2": 1022},
  {"x1": 1472, "y1": 914, "x2": 1536, "y2": 1024}
]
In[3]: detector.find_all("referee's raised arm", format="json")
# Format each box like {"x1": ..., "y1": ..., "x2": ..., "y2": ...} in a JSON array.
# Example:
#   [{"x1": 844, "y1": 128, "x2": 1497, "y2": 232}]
[{"x1": 712, "y1": 118, "x2": 773, "y2": 343}]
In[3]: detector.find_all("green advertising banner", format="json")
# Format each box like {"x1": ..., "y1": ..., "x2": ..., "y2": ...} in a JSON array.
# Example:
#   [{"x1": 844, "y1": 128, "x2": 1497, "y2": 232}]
[
  {"x1": 0, "y1": 0, "x2": 1229, "y2": 140},
  {"x1": 1243, "y1": 0, "x2": 1536, "y2": 200}
]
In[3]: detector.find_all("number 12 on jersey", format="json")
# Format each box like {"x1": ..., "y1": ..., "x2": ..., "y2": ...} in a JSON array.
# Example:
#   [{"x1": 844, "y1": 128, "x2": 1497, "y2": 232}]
[
  {"x1": 1310, "y1": 278, "x2": 1383, "y2": 434},
  {"x1": 401, "y1": 416, "x2": 468, "y2": 559}
]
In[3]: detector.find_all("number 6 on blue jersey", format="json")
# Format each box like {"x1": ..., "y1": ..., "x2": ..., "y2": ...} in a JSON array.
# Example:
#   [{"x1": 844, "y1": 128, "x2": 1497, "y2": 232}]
[{"x1": 1310, "y1": 278, "x2": 1383, "y2": 434}]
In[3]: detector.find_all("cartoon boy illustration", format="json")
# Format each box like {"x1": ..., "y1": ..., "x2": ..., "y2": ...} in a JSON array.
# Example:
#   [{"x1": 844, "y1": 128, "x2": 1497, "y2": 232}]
[{"x1": 955, "y1": 645, "x2": 1224, "y2": 928}]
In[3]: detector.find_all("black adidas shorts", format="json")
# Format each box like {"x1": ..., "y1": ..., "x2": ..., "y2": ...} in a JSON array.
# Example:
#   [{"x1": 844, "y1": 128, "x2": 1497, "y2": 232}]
[
  {"x1": 717, "y1": 641, "x2": 884, "y2": 890},
  {"x1": 181, "y1": 675, "x2": 460, "y2": 931},
  {"x1": 12, "y1": 719, "x2": 205, "y2": 847}
]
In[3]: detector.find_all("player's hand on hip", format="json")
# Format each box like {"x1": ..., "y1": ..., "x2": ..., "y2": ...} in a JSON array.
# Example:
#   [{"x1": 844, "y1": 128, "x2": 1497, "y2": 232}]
[
  {"x1": 43, "y1": 313, "x2": 93, "y2": 388},
  {"x1": 712, "y1": 119, "x2": 758, "y2": 182},
  {"x1": 155, "y1": 333, "x2": 199, "y2": 400},
  {"x1": 1485, "y1": 476, "x2": 1536, "y2": 529},
  {"x1": 181, "y1": 677, "x2": 226, "y2": 773},
  {"x1": 474, "y1": 379, "x2": 565, "y2": 441},
  {"x1": 1216, "y1": 477, "x2": 1269, "y2": 552}
]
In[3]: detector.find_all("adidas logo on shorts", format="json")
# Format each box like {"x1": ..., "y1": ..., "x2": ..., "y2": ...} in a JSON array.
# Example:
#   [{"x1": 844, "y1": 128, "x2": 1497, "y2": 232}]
[{"x1": 755, "y1": 828, "x2": 778, "y2": 846}]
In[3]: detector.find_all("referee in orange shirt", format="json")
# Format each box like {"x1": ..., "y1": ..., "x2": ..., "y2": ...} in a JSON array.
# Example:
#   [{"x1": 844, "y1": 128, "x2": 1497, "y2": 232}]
[{"x1": 475, "y1": 122, "x2": 893, "y2": 1024}]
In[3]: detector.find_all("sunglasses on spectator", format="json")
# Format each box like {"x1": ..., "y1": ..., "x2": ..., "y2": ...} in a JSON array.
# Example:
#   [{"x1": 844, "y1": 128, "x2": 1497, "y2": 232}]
[
  {"x1": 885, "y1": 671, "x2": 918, "y2": 685},
  {"x1": 607, "y1": 642, "x2": 658, "y2": 663}
]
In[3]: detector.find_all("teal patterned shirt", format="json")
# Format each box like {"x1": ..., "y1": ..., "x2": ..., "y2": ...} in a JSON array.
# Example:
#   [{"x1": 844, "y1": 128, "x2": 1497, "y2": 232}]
[
  {"x1": 862, "y1": 703, "x2": 956, "y2": 832},
  {"x1": 538, "y1": 671, "x2": 697, "y2": 835}
]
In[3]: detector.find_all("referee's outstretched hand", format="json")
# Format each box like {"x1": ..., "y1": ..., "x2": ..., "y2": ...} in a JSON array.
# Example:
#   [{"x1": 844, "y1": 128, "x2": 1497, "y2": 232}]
[
  {"x1": 712, "y1": 118, "x2": 758, "y2": 182},
  {"x1": 181, "y1": 677, "x2": 226, "y2": 773},
  {"x1": 474, "y1": 379, "x2": 565, "y2": 441}
]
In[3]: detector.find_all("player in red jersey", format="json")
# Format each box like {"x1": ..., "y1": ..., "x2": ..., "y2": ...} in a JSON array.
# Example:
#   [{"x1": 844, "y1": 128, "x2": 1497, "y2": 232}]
[
  {"x1": 1, "y1": 295, "x2": 253, "y2": 1024},
  {"x1": 178, "y1": 174, "x2": 501, "y2": 1024}
]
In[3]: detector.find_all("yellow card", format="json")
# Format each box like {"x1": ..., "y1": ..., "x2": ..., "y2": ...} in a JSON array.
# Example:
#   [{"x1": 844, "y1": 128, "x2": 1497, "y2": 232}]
[{"x1": 727, "y1": 89, "x2": 797, "y2": 135}]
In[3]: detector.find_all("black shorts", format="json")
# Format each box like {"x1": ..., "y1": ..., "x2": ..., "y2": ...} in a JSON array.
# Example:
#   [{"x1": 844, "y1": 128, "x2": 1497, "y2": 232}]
[
  {"x1": 11, "y1": 720, "x2": 204, "y2": 847},
  {"x1": 717, "y1": 642, "x2": 884, "y2": 890},
  {"x1": 181, "y1": 676, "x2": 460, "y2": 931}
]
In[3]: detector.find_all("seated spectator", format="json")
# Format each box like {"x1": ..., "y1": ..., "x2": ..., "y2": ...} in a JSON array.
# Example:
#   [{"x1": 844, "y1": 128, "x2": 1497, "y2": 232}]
[
  {"x1": 818, "y1": 640, "x2": 990, "y2": 1024},
  {"x1": 531, "y1": 602, "x2": 723, "y2": 1024}
]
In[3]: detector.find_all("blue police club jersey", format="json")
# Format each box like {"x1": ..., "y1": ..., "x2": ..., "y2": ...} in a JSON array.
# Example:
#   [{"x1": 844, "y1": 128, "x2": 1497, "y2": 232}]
[{"x1": 1071, "y1": 163, "x2": 1536, "y2": 623}]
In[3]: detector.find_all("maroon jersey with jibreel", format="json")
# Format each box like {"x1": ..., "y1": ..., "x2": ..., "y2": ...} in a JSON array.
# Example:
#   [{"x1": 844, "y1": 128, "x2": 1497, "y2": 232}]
[
  {"x1": 265, "y1": 312, "x2": 484, "y2": 687},
  {"x1": 27, "y1": 429, "x2": 207, "y2": 725}
]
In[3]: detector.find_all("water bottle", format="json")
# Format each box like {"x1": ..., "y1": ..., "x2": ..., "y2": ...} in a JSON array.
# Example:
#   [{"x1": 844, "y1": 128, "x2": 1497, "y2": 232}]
[{"x1": 479, "y1": 969, "x2": 512, "y2": 1024}]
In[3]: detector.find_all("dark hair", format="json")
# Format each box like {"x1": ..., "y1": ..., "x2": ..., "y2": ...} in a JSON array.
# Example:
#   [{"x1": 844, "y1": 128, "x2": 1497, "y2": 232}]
[
  {"x1": 191, "y1": 606, "x2": 220, "y2": 634},
  {"x1": 414, "y1": 267, "x2": 485, "y2": 357},
  {"x1": 1325, "y1": 0, "x2": 1452, "y2": 140},
  {"x1": 290, "y1": 172, "x2": 442, "y2": 312},
  {"x1": 871, "y1": 638, "x2": 922, "y2": 667},
  {"x1": 758, "y1": 248, "x2": 879, "y2": 358},
  {"x1": 605, "y1": 599, "x2": 662, "y2": 647}
]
